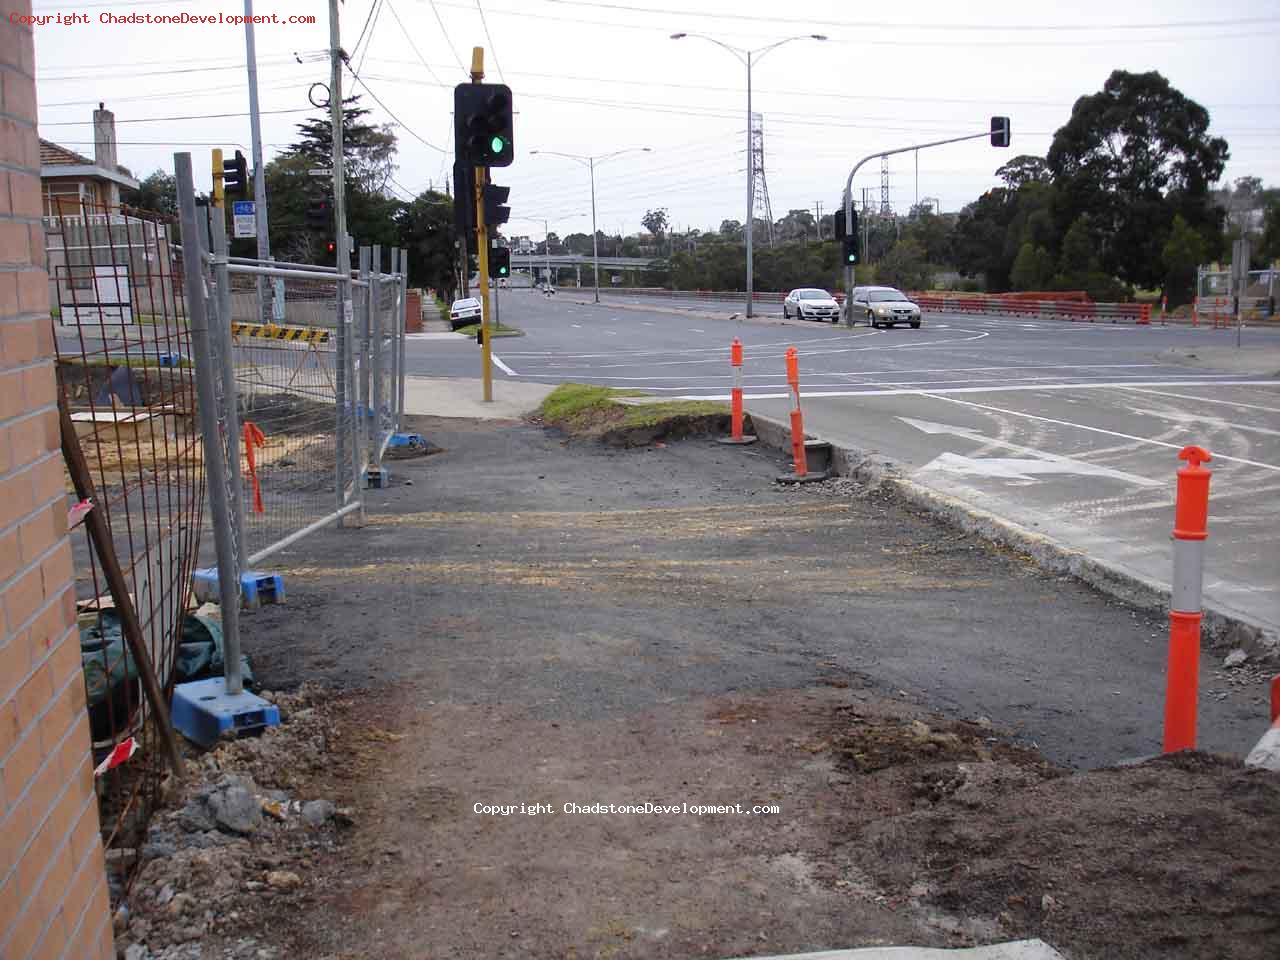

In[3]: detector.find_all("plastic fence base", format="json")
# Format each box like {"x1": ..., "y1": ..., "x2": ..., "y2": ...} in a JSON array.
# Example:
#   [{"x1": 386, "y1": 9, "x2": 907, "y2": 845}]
[{"x1": 171, "y1": 676, "x2": 281, "y2": 748}]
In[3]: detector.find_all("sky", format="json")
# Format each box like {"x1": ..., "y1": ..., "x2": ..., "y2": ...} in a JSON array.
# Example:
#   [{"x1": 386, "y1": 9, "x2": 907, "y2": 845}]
[{"x1": 28, "y1": 0, "x2": 1280, "y2": 242}]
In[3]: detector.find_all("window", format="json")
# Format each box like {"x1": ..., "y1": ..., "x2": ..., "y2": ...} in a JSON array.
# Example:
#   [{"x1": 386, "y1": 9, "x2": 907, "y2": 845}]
[{"x1": 869, "y1": 289, "x2": 906, "y2": 302}]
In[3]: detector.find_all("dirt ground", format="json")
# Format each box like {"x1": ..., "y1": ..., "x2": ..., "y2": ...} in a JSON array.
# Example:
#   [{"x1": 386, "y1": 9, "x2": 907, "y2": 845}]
[{"x1": 180, "y1": 416, "x2": 1279, "y2": 960}]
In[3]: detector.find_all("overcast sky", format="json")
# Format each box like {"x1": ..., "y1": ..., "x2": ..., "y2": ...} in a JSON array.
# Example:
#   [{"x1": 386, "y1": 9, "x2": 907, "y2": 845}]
[{"x1": 30, "y1": 0, "x2": 1280, "y2": 240}]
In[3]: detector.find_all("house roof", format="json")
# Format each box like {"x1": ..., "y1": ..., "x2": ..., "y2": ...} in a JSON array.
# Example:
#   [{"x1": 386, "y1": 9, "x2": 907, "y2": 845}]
[
  {"x1": 40, "y1": 139, "x2": 95, "y2": 167},
  {"x1": 39, "y1": 138, "x2": 139, "y2": 190}
]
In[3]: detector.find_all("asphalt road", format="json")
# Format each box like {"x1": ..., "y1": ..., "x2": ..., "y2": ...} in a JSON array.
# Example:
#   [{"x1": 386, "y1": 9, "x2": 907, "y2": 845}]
[{"x1": 418, "y1": 290, "x2": 1280, "y2": 636}]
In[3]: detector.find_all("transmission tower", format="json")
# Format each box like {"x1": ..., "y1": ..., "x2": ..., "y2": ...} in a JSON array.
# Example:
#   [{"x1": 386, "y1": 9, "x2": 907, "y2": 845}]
[
  {"x1": 750, "y1": 112, "x2": 775, "y2": 247},
  {"x1": 880, "y1": 156, "x2": 891, "y2": 216}
]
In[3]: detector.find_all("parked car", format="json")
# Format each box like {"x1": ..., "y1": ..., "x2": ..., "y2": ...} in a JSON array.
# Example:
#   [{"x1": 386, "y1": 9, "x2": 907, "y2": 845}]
[
  {"x1": 783, "y1": 287, "x2": 841, "y2": 322},
  {"x1": 449, "y1": 297, "x2": 481, "y2": 329},
  {"x1": 849, "y1": 286, "x2": 922, "y2": 328}
]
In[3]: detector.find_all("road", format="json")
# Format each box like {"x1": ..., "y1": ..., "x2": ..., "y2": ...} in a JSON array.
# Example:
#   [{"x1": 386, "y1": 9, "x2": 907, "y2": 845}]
[{"x1": 410, "y1": 290, "x2": 1280, "y2": 636}]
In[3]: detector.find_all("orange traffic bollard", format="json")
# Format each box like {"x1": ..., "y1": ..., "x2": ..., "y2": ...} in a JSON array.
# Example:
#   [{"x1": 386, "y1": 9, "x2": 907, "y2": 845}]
[
  {"x1": 718, "y1": 337, "x2": 757, "y2": 445},
  {"x1": 786, "y1": 347, "x2": 808, "y2": 477},
  {"x1": 1244, "y1": 675, "x2": 1280, "y2": 770},
  {"x1": 1163, "y1": 445, "x2": 1212, "y2": 753}
]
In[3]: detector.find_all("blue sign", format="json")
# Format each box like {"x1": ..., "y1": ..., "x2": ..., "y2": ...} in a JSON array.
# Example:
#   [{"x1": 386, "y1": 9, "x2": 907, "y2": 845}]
[{"x1": 232, "y1": 201, "x2": 255, "y2": 216}]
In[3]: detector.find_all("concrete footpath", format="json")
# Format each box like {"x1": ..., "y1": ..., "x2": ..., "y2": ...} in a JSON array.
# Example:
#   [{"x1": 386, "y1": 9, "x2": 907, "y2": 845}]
[{"x1": 402, "y1": 374, "x2": 555, "y2": 419}]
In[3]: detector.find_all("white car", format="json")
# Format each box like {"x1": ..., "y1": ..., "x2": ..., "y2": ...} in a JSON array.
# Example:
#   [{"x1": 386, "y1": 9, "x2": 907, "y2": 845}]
[
  {"x1": 783, "y1": 288, "x2": 841, "y2": 322},
  {"x1": 449, "y1": 297, "x2": 481, "y2": 329},
  {"x1": 849, "y1": 286, "x2": 922, "y2": 329}
]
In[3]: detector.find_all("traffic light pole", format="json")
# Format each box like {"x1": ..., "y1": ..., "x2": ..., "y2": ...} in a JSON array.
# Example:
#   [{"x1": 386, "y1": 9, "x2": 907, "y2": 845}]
[
  {"x1": 244, "y1": 0, "x2": 272, "y2": 323},
  {"x1": 329, "y1": 0, "x2": 356, "y2": 511},
  {"x1": 471, "y1": 47, "x2": 494, "y2": 403},
  {"x1": 840, "y1": 128, "x2": 998, "y2": 324}
]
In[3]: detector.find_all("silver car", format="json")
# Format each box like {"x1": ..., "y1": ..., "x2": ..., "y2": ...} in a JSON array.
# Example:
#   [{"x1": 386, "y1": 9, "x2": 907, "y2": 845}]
[
  {"x1": 849, "y1": 286, "x2": 922, "y2": 329},
  {"x1": 783, "y1": 287, "x2": 841, "y2": 323}
]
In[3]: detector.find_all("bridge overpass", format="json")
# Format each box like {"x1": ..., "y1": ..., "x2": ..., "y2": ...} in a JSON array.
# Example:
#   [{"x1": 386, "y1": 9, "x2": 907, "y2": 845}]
[{"x1": 509, "y1": 252, "x2": 659, "y2": 286}]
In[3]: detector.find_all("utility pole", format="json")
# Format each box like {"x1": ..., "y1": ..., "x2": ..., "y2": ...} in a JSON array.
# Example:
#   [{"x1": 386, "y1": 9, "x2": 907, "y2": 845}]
[
  {"x1": 328, "y1": 0, "x2": 350, "y2": 310},
  {"x1": 244, "y1": 0, "x2": 271, "y2": 322},
  {"x1": 814, "y1": 200, "x2": 822, "y2": 240},
  {"x1": 470, "y1": 47, "x2": 493, "y2": 403}
]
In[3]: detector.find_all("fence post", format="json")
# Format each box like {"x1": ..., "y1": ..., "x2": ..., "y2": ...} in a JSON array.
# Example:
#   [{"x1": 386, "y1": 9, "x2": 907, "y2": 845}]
[
  {"x1": 209, "y1": 207, "x2": 247, "y2": 573},
  {"x1": 370, "y1": 244, "x2": 384, "y2": 480},
  {"x1": 397, "y1": 247, "x2": 408, "y2": 432},
  {"x1": 175, "y1": 153, "x2": 243, "y2": 695},
  {"x1": 356, "y1": 245, "x2": 372, "y2": 495},
  {"x1": 1164, "y1": 445, "x2": 1212, "y2": 753}
]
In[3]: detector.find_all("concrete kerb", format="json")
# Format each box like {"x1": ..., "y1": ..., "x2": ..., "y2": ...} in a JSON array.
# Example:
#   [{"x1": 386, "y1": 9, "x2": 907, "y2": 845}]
[
  {"x1": 723, "y1": 941, "x2": 1068, "y2": 960},
  {"x1": 748, "y1": 411, "x2": 1278, "y2": 658}
]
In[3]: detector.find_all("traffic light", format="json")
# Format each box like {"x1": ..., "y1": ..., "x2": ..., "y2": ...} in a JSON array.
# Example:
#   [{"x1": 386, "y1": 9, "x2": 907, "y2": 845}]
[
  {"x1": 453, "y1": 161, "x2": 475, "y2": 237},
  {"x1": 489, "y1": 245, "x2": 510, "y2": 279},
  {"x1": 482, "y1": 183, "x2": 510, "y2": 226},
  {"x1": 325, "y1": 240, "x2": 336, "y2": 255},
  {"x1": 305, "y1": 195, "x2": 331, "y2": 230},
  {"x1": 454, "y1": 83, "x2": 514, "y2": 167},
  {"x1": 990, "y1": 116, "x2": 1011, "y2": 148},
  {"x1": 834, "y1": 209, "x2": 859, "y2": 264},
  {"x1": 223, "y1": 149, "x2": 248, "y2": 198}
]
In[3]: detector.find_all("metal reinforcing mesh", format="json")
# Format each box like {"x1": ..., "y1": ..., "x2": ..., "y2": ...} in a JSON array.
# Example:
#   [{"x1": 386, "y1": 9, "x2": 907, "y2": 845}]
[
  {"x1": 46, "y1": 201, "x2": 203, "y2": 867},
  {"x1": 231, "y1": 274, "x2": 350, "y2": 563}
]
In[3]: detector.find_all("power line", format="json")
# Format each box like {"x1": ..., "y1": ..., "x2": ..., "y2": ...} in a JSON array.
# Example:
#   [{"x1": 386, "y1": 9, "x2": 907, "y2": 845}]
[
  {"x1": 383, "y1": 0, "x2": 446, "y2": 86},
  {"x1": 350, "y1": 0, "x2": 384, "y2": 69},
  {"x1": 355, "y1": 0, "x2": 387, "y2": 76},
  {"x1": 343, "y1": 63, "x2": 448, "y2": 153},
  {"x1": 39, "y1": 108, "x2": 312, "y2": 126},
  {"x1": 428, "y1": 0, "x2": 470, "y2": 75},
  {"x1": 542, "y1": 0, "x2": 1280, "y2": 34},
  {"x1": 475, "y1": 0, "x2": 505, "y2": 83}
]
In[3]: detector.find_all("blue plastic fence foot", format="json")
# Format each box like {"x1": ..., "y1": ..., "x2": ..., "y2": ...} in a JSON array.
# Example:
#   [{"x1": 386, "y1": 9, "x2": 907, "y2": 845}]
[
  {"x1": 193, "y1": 568, "x2": 286, "y2": 609},
  {"x1": 365, "y1": 466, "x2": 390, "y2": 489},
  {"x1": 171, "y1": 677, "x2": 281, "y2": 748}
]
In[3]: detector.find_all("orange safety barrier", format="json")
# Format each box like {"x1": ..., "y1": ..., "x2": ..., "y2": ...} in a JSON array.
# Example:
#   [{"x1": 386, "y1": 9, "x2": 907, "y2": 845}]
[
  {"x1": 719, "y1": 338, "x2": 756, "y2": 446},
  {"x1": 785, "y1": 346, "x2": 808, "y2": 478},
  {"x1": 243, "y1": 421, "x2": 267, "y2": 514},
  {"x1": 1164, "y1": 445, "x2": 1212, "y2": 753}
]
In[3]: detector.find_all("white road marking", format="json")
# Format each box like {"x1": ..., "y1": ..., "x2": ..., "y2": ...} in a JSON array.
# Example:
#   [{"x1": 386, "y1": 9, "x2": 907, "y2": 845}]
[
  {"x1": 491, "y1": 354, "x2": 518, "y2": 376},
  {"x1": 900, "y1": 418, "x2": 1161, "y2": 486},
  {"x1": 690, "y1": 379, "x2": 1280, "y2": 403},
  {"x1": 919, "y1": 451, "x2": 1159, "y2": 486},
  {"x1": 1121, "y1": 405, "x2": 1280, "y2": 439},
  {"x1": 571, "y1": 324, "x2": 582, "y2": 328},
  {"x1": 1122, "y1": 387, "x2": 1280, "y2": 415},
  {"x1": 911, "y1": 391, "x2": 1280, "y2": 473}
]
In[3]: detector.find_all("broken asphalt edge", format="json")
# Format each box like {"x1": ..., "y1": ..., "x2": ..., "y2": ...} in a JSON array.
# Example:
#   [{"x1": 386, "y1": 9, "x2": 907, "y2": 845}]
[
  {"x1": 746, "y1": 411, "x2": 1279, "y2": 660},
  {"x1": 723, "y1": 941, "x2": 1067, "y2": 960}
]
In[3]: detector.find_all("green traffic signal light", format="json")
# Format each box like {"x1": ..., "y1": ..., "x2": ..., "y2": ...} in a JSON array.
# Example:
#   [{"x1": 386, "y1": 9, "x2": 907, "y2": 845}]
[{"x1": 490, "y1": 135, "x2": 506, "y2": 154}]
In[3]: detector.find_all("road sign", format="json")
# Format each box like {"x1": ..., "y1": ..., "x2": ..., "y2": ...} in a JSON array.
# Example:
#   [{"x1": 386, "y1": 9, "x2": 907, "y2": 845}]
[
  {"x1": 232, "y1": 200, "x2": 256, "y2": 238},
  {"x1": 308, "y1": 168, "x2": 332, "y2": 176}
]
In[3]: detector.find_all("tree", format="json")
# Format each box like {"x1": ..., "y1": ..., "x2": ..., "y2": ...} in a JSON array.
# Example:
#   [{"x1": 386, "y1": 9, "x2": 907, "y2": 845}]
[
  {"x1": 641, "y1": 208, "x2": 669, "y2": 238},
  {"x1": 397, "y1": 189, "x2": 457, "y2": 300},
  {"x1": 1162, "y1": 214, "x2": 1207, "y2": 308},
  {"x1": 123, "y1": 170, "x2": 178, "y2": 217},
  {"x1": 1010, "y1": 241, "x2": 1054, "y2": 290},
  {"x1": 995, "y1": 155, "x2": 1050, "y2": 191},
  {"x1": 1260, "y1": 201, "x2": 1280, "y2": 262},
  {"x1": 289, "y1": 96, "x2": 398, "y2": 195},
  {"x1": 876, "y1": 239, "x2": 931, "y2": 291},
  {"x1": 718, "y1": 219, "x2": 743, "y2": 241},
  {"x1": 774, "y1": 208, "x2": 816, "y2": 242},
  {"x1": 1047, "y1": 70, "x2": 1228, "y2": 289}
]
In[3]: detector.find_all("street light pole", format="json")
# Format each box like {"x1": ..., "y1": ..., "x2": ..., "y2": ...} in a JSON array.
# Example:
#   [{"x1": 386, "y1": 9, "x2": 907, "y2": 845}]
[
  {"x1": 671, "y1": 32, "x2": 826, "y2": 319},
  {"x1": 589, "y1": 157, "x2": 599, "y2": 301},
  {"x1": 529, "y1": 147, "x2": 651, "y2": 303}
]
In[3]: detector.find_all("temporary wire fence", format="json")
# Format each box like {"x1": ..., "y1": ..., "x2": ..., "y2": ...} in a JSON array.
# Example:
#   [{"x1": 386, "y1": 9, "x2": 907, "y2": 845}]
[{"x1": 45, "y1": 200, "x2": 203, "y2": 892}]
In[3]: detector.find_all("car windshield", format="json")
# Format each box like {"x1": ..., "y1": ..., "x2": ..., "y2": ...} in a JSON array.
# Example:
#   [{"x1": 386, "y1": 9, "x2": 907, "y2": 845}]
[
  {"x1": 798, "y1": 290, "x2": 831, "y2": 300},
  {"x1": 868, "y1": 289, "x2": 907, "y2": 302},
  {"x1": 454, "y1": 299, "x2": 479, "y2": 308}
]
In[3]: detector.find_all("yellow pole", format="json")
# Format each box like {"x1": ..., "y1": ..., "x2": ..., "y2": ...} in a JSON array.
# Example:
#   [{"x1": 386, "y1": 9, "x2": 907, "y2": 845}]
[
  {"x1": 476, "y1": 166, "x2": 492, "y2": 403},
  {"x1": 470, "y1": 47, "x2": 492, "y2": 402},
  {"x1": 211, "y1": 148, "x2": 225, "y2": 209}
]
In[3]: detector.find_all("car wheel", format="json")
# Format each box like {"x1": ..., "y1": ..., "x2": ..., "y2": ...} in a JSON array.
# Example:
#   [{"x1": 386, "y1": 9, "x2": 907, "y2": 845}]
[
  {"x1": 910, "y1": 320, "x2": 921, "y2": 329},
  {"x1": 867, "y1": 310, "x2": 877, "y2": 328}
]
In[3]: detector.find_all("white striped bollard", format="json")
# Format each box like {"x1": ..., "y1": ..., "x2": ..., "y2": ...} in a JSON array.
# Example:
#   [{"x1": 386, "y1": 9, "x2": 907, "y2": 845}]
[
  {"x1": 1163, "y1": 445, "x2": 1212, "y2": 753},
  {"x1": 718, "y1": 337, "x2": 757, "y2": 445}
]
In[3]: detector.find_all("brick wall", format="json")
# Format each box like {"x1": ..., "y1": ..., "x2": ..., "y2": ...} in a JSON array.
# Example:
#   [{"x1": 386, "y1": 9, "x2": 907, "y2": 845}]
[
  {"x1": 405, "y1": 289, "x2": 423, "y2": 333},
  {"x1": 1, "y1": 8, "x2": 114, "y2": 960}
]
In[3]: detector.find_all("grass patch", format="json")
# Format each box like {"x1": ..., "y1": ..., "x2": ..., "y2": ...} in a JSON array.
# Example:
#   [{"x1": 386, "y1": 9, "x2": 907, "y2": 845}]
[
  {"x1": 454, "y1": 322, "x2": 524, "y2": 337},
  {"x1": 535, "y1": 383, "x2": 734, "y2": 446},
  {"x1": 68, "y1": 356, "x2": 193, "y2": 369}
]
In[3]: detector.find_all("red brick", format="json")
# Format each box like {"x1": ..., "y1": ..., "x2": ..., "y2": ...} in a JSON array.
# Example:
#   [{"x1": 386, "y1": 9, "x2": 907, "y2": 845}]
[
  {"x1": 21, "y1": 746, "x2": 63, "y2": 842},
  {"x1": 3, "y1": 903, "x2": 46, "y2": 960},
  {"x1": 28, "y1": 453, "x2": 66, "y2": 506},
  {"x1": 0, "y1": 220, "x2": 26, "y2": 265},
  {"x1": 0, "y1": 271, "x2": 17, "y2": 316},
  {"x1": 2, "y1": 70, "x2": 37, "y2": 126},
  {"x1": 8, "y1": 411, "x2": 50, "y2": 469},
  {"x1": 13, "y1": 660, "x2": 51, "y2": 733},
  {"x1": 0, "y1": 318, "x2": 38, "y2": 370},
  {"x1": 17, "y1": 500, "x2": 57, "y2": 567},
  {"x1": 0, "y1": 466, "x2": 35, "y2": 528},
  {"x1": 28, "y1": 601, "x2": 72, "y2": 671},
  {"x1": 0, "y1": 171, "x2": 8, "y2": 217},
  {"x1": 0, "y1": 868, "x2": 20, "y2": 949},
  {"x1": 17, "y1": 267, "x2": 47, "y2": 313},
  {"x1": 0, "y1": 527, "x2": 17, "y2": 584},
  {"x1": 2, "y1": 564, "x2": 44, "y2": 632},
  {"x1": 0, "y1": 632, "x2": 31, "y2": 703},
  {"x1": 56, "y1": 722, "x2": 92, "y2": 799},
  {"x1": 67, "y1": 794, "x2": 101, "y2": 869},
  {"x1": 19, "y1": 362, "x2": 54, "y2": 411},
  {"x1": 0, "y1": 118, "x2": 27, "y2": 168},
  {"x1": 0, "y1": 698, "x2": 18, "y2": 763},
  {"x1": 1, "y1": 726, "x2": 44, "y2": 816},
  {"x1": 35, "y1": 671, "x2": 78, "y2": 760},
  {"x1": 44, "y1": 615, "x2": 79, "y2": 685},
  {"x1": 0, "y1": 366, "x2": 21, "y2": 419},
  {"x1": 9, "y1": 171, "x2": 41, "y2": 219}
]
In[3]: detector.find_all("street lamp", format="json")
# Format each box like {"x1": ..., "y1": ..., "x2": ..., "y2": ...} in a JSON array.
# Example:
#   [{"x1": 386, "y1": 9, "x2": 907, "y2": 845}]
[
  {"x1": 509, "y1": 213, "x2": 584, "y2": 289},
  {"x1": 529, "y1": 147, "x2": 652, "y2": 303},
  {"x1": 671, "y1": 31, "x2": 826, "y2": 317}
]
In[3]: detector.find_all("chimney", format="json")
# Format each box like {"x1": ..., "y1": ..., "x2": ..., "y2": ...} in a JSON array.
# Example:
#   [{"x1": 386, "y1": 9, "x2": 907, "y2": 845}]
[{"x1": 93, "y1": 102, "x2": 120, "y2": 208}]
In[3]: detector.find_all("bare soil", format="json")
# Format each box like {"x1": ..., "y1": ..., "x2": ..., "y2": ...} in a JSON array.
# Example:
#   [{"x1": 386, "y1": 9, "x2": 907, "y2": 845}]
[{"x1": 163, "y1": 416, "x2": 1278, "y2": 960}]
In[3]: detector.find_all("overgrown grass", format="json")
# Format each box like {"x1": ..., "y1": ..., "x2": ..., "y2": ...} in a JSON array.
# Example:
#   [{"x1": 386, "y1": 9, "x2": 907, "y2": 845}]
[
  {"x1": 536, "y1": 383, "x2": 730, "y2": 443},
  {"x1": 454, "y1": 322, "x2": 523, "y2": 337},
  {"x1": 67, "y1": 356, "x2": 193, "y2": 369}
]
